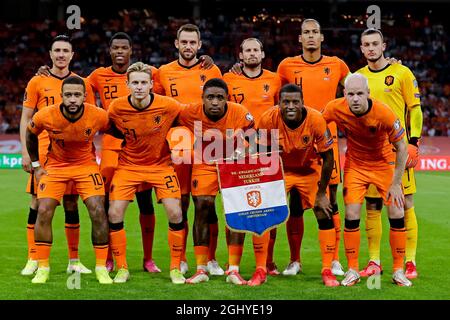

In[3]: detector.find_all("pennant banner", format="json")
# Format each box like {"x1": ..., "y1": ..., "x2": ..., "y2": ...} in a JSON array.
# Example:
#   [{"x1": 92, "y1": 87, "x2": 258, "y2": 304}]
[{"x1": 217, "y1": 155, "x2": 289, "y2": 236}]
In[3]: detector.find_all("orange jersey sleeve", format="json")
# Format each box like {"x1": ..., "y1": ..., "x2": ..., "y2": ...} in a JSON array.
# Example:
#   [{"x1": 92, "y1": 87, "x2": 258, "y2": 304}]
[
  {"x1": 158, "y1": 60, "x2": 222, "y2": 104},
  {"x1": 151, "y1": 66, "x2": 164, "y2": 95},
  {"x1": 28, "y1": 103, "x2": 108, "y2": 168},
  {"x1": 257, "y1": 106, "x2": 332, "y2": 171},
  {"x1": 108, "y1": 94, "x2": 182, "y2": 168},
  {"x1": 323, "y1": 97, "x2": 405, "y2": 168},
  {"x1": 223, "y1": 69, "x2": 281, "y2": 123}
]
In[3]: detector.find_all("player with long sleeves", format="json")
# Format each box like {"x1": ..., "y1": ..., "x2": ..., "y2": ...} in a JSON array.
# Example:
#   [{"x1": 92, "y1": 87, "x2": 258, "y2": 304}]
[{"x1": 357, "y1": 29, "x2": 423, "y2": 279}]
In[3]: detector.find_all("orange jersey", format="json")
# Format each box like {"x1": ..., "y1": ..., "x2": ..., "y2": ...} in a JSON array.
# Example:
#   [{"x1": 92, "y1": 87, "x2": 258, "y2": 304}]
[
  {"x1": 23, "y1": 72, "x2": 96, "y2": 155},
  {"x1": 257, "y1": 106, "x2": 333, "y2": 172},
  {"x1": 277, "y1": 55, "x2": 350, "y2": 112},
  {"x1": 223, "y1": 69, "x2": 281, "y2": 122},
  {"x1": 156, "y1": 60, "x2": 222, "y2": 103},
  {"x1": 108, "y1": 94, "x2": 183, "y2": 168},
  {"x1": 323, "y1": 97, "x2": 405, "y2": 169},
  {"x1": 88, "y1": 65, "x2": 162, "y2": 150},
  {"x1": 28, "y1": 103, "x2": 108, "y2": 169},
  {"x1": 178, "y1": 102, "x2": 254, "y2": 164}
]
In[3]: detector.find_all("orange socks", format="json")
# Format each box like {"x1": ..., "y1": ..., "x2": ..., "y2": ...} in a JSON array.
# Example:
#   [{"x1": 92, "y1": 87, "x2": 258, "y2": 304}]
[
  {"x1": 194, "y1": 246, "x2": 209, "y2": 268},
  {"x1": 253, "y1": 232, "x2": 269, "y2": 271},
  {"x1": 35, "y1": 241, "x2": 52, "y2": 268},
  {"x1": 267, "y1": 228, "x2": 277, "y2": 264},
  {"x1": 228, "y1": 244, "x2": 244, "y2": 267},
  {"x1": 94, "y1": 244, "x2": 109, "y2": 267},
  {"x1": 286, "y1": 216, "x2": 304, "y2": 262},
  {"x1": 389, "y1": 218, "x2": 406, "y2": 271},
  {"x1": 27, "y1": 208, "x2": 38, "y2": 260},
  {"x1": 344, "y1": 219, "x2": 360, "y2": 271},
  {"x1": 182, "y1": 219, "x2": 189, "y2": 262},
  {"x1": 139, "y1": 213, "x2": 155, "y2": 261},
  {"x1": 208, "y1": 223, "x2": 218, "y2": 261},
  {"x1": 27, "y1": 224, "x2": 37, "y2": 260},
  {"x1": 109, "y1": 225, "x2": 128, "y2": 269},
  {"x1": 318, "y1": 227, "x2": 336, "y2": 272},
  {"x1": 332, "y1": 210, "x2": 341, "y2": 261},
  {"x1": 65, "y1": 223, "x2": 80, "y2": 259},
  {"x1": 168, "y1": 226, "x2": 185, "y2": 270}
]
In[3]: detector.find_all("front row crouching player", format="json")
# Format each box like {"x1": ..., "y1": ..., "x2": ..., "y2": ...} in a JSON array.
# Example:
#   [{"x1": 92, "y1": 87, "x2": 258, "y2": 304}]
[
  {"x1": 176, "y1": 78, "x2": 257, "y2": 285},
  {"x1": 26, "y1": 76, "x2": 112, "y2": 284},
  {"x1": 257, "y1": 84, "x2": 338, "y2": 287},
  {"x1": 323, "y1": 73, "x2": 412, "y2": 287},
  {"x1": 106, "y1": 62, "x2": 186, "y2": 284}
]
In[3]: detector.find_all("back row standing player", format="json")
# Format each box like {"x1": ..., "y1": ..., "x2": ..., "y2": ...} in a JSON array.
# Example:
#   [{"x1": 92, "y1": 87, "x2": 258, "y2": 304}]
[
  {"x1": 20, "y1": 35, "x2": 95, "y2": 276},
  {"x1": 223, "y1": 37, "x2": 282, "y2": 281},
  {"x1": 156, "y1": 24, "x2": 223, "y2": 275},
  {"x1": 276, "y1": 19, "x2": 350, "y2": 276},
  {"x1": 357, "y1": 28, "x2": 423, "y2": 279}
]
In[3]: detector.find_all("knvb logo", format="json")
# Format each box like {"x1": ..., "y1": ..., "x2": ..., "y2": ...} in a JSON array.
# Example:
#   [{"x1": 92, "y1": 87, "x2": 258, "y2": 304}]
[{"x1": 247, "y1": 190, "x2": 262, "y2": 208}]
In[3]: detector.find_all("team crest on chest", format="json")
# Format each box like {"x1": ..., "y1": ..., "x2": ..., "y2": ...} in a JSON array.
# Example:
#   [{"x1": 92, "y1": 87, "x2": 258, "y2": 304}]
[
  {"x1": 263, "y1": 84, "x2": 270, "y2": 92},
  {"x1": 302, "y1": 135, "x2": 311, "y2": 145},
  {"x1": 200, "y1": 74, "x2": 207, "y2": 82},
  {"x1": 154, "y1": 115, "x2": 162, "y2": 125},
  {"x1": 324, "y1": 67, "x2": 331, "y2": 75},
  {"x1": 385, "y1": 75, "x2": 394, "y2": 86},
  {"x1": 84, "y1": 128, "x2": 92, "y2": 137}
]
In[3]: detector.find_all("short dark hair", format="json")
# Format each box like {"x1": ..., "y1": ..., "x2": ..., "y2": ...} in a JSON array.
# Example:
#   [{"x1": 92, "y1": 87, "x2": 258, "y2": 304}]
[
  {"x1": 51, "y1": 34, "x2": 72, "y2": 50},
  {"x1": 240, "y1": 38, "x2": 264, "y2": 52},
  {"x1": 361, "y1": 28, "x2": 384, "y2": 42},
  {"x1": 62, "y1": 76, "x2": 86, "y2": 92},
  {"x1": 109, "y1": 32, "x2": 133, "y2": 47},
  {"x1": 301, "y1": 18, "x2": 321, "y2": 33},
  {"x1": 279, "y1": 83, "x2": 303, "y2": 100},
  {"x1": 177, "y1": 24, "x2": 201, "y2": 40},
  {"x1": 203, "y1": 78, "x2": 228, "y2": 96}
]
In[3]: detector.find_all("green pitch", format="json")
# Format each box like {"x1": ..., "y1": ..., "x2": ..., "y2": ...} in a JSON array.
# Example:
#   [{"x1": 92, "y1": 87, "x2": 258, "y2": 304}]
[{"x1": 1, "y1": 169, "x2": 449, "y2": 300}]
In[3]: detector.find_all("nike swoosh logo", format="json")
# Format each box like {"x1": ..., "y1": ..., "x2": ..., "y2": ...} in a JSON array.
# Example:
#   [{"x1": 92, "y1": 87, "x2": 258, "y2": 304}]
[
  {"x1": 169, "y1": 78, "x2": 178, "y2": 81},
  {"x1": 294, "y1": 71, "x2": 302, "y2": 74},
  {"x1": 105, "y1": 79, "x2": 112, "y2": 82},
  {"x1": 404, "y1": 185, "x2": 410, "y2": 189},
  {"x1": 95, "y1": 186, "x2": 103, "y2": 190},
  {"x1": 233, "y1": 87, "x2": 240, "y2": 90},
  {"x1": 52, "y1": 130, "x2": 62, "y2": 134},
  {"x1": 44, "y1": 88, "x2": 51, "y2": 91}
]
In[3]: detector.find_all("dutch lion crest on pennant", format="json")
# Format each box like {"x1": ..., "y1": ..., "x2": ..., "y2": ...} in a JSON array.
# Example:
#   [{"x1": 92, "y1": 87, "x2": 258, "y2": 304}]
[{"x1": 246, "y1": 190, "x2": 262, "y2": 208}]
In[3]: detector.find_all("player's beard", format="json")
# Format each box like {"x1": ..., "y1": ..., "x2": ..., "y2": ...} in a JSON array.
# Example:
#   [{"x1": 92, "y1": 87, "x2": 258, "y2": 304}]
[
  {"x1": 63, "y1": 104, "x2": 83, "y2": 116},
  {"x1": 180, "y1": 50, "x2": 196, "y2": 62},
  {"x1": 244, "y1": 59, "x2": 261, "y2": 69}
]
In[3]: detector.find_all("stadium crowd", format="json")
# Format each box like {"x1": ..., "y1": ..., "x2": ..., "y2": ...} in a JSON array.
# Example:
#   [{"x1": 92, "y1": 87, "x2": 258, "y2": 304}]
[{"x1": 0, "y1": 9, "x2": 448, "y2": 136}]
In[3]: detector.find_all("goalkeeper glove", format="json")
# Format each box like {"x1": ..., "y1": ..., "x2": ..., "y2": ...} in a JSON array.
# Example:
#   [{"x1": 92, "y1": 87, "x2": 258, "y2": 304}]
[{"x1": 406, "y1": 137, "x2": 420, "y2": 169}]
